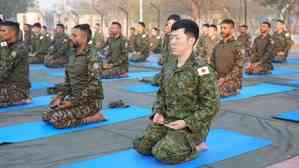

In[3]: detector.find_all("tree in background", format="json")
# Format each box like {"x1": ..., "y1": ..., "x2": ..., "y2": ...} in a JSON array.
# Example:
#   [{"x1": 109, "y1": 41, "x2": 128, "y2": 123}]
[{"x1": 0, "y1": 0, "x2": 36, "y2": 19}]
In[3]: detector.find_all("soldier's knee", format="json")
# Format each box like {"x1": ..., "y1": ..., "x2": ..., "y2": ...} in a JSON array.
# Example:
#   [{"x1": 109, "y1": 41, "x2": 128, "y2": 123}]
[
  {"x1": 152, "y1": 142, "x2": 183, "y2": 164},
  {"x1": 133, "y1": 137, "x2": 153, "y2": 155}
]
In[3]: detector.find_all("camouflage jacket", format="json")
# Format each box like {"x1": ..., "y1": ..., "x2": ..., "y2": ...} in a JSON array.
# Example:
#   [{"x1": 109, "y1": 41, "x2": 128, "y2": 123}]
[
  {"x1": 237, "y1": 33, "x2": 252, "y2": 50},
  {"x1": 106, "y1": 35, "x2": 128, "y2": 72},
  {"x1": 0, "y1": 40, "x2": 30, "y2": 87},
  {"x1": 153, "y1": 52, "x2": 220, "y2": 142},
  {"x1": 92, "y1": 32, "x2": 105, "y2": 49},
  {"x1": 251, "y1": 34, "x2": 273, "y2": 65},
  {"x1": 49, "y1": 33, "x2": 70, "y2": 57},
  {"x1": 149, "y1": 35, "x2": 162, "y2": 53},
  {"x1": 211, "y1": 37, "x2": 244, "y2": 80},
  {"x1": 31, "y1": 33, "x2": 51, "y2": 55},
  {"x1": 195, "y1": 35, "x2": 208, "y2": 57},
  {"x1": 134, "y1": 32, "x2": 149, "y2": 58},
  {"x1": 58, "y1": 45, "x2": 103, "y2": 107},
  {"x1": 203, "y1": 36, "x2": 221, "y2": 64},
  {"x1": 272, "y1": 31, "x2": 294, "y2": 54}
]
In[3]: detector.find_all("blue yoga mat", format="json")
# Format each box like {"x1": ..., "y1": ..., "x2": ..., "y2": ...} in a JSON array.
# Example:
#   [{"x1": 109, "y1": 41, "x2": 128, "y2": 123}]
[
  {"x1": 244, "y1": 67, "x2": 299, "y2": 79},
  {"x1": 222, "y1": 83, "x2": 295, "y2": 102},
  {"x1": 59, "y1": 129, "x2": 271, "y2": 168},
  {"x1": 31, "y1": 82, "x2": 54, "y2": 90},
  {"x1": 123, "y1": 84, "x2": 159, "y2": 93},
  {"x1": 273, "y1": 111, "x2": 299, "y2": 123},
  {"x1": 288, "y1": 80, "x2": 299, "y2": 86},
  {"x1": 30, "y1": 64, "x2": 48, "y2": 71},
  {"x1": 0, "y1": 95, "x2": 52, "y2": 113},
  {"x1": 130, "y1": 56, "x2": 161, "y2": 68},
  {"x1": 123, "y1": 83, "x2": 295, "y2": 102},
  {"x1": 0, "y1": 106, "x2": 151, "y2": 144},
  {"x1": 49, "y1": 71, "x2": 158, "y2": 81}
]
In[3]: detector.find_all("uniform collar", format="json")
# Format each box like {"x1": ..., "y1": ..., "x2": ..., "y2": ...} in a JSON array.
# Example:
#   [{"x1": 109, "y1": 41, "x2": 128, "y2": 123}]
[{"x1": 220, "y1": 36, "x2": 235, "y2": 44}]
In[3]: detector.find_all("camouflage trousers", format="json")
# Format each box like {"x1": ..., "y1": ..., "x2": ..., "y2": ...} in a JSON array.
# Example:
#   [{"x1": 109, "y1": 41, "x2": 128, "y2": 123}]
[
  {"x1": 219, "y1": 77, "x2": 242, "y2": 97},
  {"x1": 245, "y1": 63, "x2": 273, "y2": 74},
  {"x1": 29, "y1": 53, "x2": 46, "y2": 64},
  {"x1": 0, "y1": 84, "x2": 30, "y2": 107},
  {"x1": 44, "y1": 55, "x2": 68, "y2": 68},
  {"x1": 129, "y1": 52, "x2": 148, "y2": 62},
  {"x1": 133, "y1": 124, "x2": 198, "y2": 164},
  {"x1": 102, "y1": 67, "x2": 128, "y2": 79},
  {"x1": 42, "y1": 101, "x2": 100, "y2": 129}
]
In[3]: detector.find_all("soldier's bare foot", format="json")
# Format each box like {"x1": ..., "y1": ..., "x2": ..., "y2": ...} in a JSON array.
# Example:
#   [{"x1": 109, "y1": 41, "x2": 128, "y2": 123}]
[
  {"x1": 196, "y1": 143, "x2": 208, "y2": 152},
  {"x1": 85, "y1": 113, "x2": 107, "y2": 123}
]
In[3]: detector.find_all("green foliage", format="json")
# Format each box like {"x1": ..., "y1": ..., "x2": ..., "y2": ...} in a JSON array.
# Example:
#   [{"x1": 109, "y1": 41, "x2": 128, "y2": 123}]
[{"x1": 0, "y1": 0, "x2": 36, "y2": 19}]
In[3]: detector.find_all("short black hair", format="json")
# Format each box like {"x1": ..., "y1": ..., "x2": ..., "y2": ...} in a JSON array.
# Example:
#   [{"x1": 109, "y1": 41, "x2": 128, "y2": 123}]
[
  {"x1": 112, "y1": 21, "x2": 122, "y2": 29},
  {"x1": 73, "y1": 24, "x2": 92, "y2": 42},
  {"x1": 210, "y1": 24, "x2": 217, "y2": 31},
  {"x1": 33, "y1": 22, "x2": 41, "y2": 28},
  {"x1": 42, "y1": 25, "x2": 47, "y2": 29},
  {"x1": 221, "y1": 19, "x2": 235, "y2": 28},
  {"x1": 171, "y1": 19, "x2": 199, "y2": 45},
  {"x1": 2, "y1": 21, "x2": 20, "y2": 34},
  {"x1": 239, "y1": 24, "x2": 248, "y2": 29},
  {"x1": 138, "y1": 21, "x2": 146, "y2": 28},
  {"x1": 167, "y1": 14, "x2": 181, "y2": 22},
  {"x1": 202, "y1": 24, "x2": 210, "y2": 28},
  {"x1": 56, "y1": 23, "x2": 65, "y2": 29},
  {"x1": 277, "y1": 19, "x2": 285, "y2": 24},
  {"x1": 262, "y1": 21, "x2": 271, "y2": 28}
]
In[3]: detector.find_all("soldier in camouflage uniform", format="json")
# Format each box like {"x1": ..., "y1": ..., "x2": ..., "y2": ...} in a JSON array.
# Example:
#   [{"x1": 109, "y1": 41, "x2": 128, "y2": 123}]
[
  {"x1": 0, "y1": 19, "x2": 3, "y2": 42},
  {"x1": 102, "y1": 22, "x2": 128, "y2": 79},
  {"x1": 237, "y1": 24, "x2": 252, "y2": 62},
  {"x1": 42, "y1": 24, "x2": 106, "y2": 129},
  {"x1": 272, "y1": 20, "x2": 294, "y2": 63},
  {"x1": 29, "y1": 23, "x2": 48, "y2": 64},
  {"x1": 92, "y1": 23, "x2": 105, "y2": 51},
  {"x1": 211, "y1": 19, "x2": 244, "y2": 97},
  {"x1": 0, "y1": 21, "x2": 31, "y2": 107},
  {"x1": 133, "y1": 20, "x2": 220, "y2": 164},
  {"x1": 22, "y1": 23, "x2": 32, "y2": 50},
  {"x1": 129, "y1": 22, "x2": 150, "y2": 62},
  {"x1": 128, "y1": 27, "x2": 137, "y2": 52},
  {"x1": 195, "y1": 24, "x2": 209, "y2": 57},
  {"x1": 149, "y1": 27, "x2": 162, "y2": 53},
  {"x1": 202, "y1": 24, "x2": 220, "y2": 64},
  {"x1": 246, "y1": 22, "x2": 273, "y2": 74},
  {"x1": 44, "y1": 24, "x2": 70, "y2": 68}
]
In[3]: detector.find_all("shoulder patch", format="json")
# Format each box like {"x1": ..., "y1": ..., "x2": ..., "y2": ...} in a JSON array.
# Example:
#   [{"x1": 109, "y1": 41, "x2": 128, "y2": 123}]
[
  {"x1": 142, "y1": 34, "x2": 147, "y2": 38},
  {"x1": 11, "y1": 51, "x2": 17, "y2": 58},
  {"x1": 40, "y1": 36, "x2": 44, "y2": 40},
  {"x1": 197, "y1": 66, "x2": 210, "y2": 76},
  {"x1": 0, "y1": 41, "x2": 7, "y2": 47},
  {"x1": 285, "y1": 33, "x2": 290, "y2": 37},
  {"x1": 88, "y1": 40, "x2": 93, "y2": 45}
]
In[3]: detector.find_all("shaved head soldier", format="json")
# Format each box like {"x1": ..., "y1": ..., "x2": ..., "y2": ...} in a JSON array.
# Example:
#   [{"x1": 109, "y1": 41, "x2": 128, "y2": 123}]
[{"x1": 0, "y1": 21, "x2": 31, "y2": 107}]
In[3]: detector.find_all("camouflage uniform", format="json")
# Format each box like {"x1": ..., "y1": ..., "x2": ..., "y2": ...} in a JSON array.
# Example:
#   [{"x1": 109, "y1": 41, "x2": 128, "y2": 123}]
[
  {"x1": 29, "y1": 33, "x2": 50, "y2": 64},
  {"x1": 149, "y1": 35, "x2": 162, "y2": 54},
  {"x1": 237, "y1": 33, "x2": 252, "y2": 59},
  {"x1": 92, "y1": 31, "x2": 105, "y2": 51},
  {"x1": 44, "y1": 33, "x2": 70, "y2": 68},
  {"x1": 128, "y1": 33, "x2": 137, "y2": 52},
  {"x1": 272, "y1": 31, "x2": 294, "y2": 63},
  {"x1": 133, "y1": 53, "x2": 220, "y2": 164},
  {"x1": 246, "y1": 34, "x2": 273, "y2": 74},
  {"x1": 211, "y1": 37, "x2": 244, "y2": 97},
  {"x1": 0, "y1": 40, "x2": 31, "y2": 107},
  {"x1": 42, "y1": 46, "x2": 104, "y2": 129},
  {"x1": 130, "y1": 32, "x2": 150, "y2": 62},
  {"x1": 203, "y1": 36, "x2": 221, "y2": 64},
  {"x1": 102, "y1": 35, "x2": 128, "y2": 78},
  {"x1": 23, "y1": 30, "x2": 32, "y2": 49},
  {"x1": 195, "y1": 35, "x2": 208, "y2": 58}
]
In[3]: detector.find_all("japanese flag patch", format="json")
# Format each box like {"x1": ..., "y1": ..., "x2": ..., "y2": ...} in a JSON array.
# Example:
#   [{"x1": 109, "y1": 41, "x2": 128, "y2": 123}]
[
  {"x1": 197, "y1": 66, "x2": 210, "y2": 76},
  {"x1": 0, "y1": 42, "x2": 7, "y2": 47}
]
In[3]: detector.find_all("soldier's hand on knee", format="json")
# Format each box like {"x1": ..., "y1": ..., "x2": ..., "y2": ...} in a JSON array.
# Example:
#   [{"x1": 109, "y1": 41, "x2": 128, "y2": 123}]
[
  {"x1": 153, "y1": 113, "x2": 165, "y2": 125},
  {"x1": 165, "y1": 120, "x2": 186, "y2": 130}
]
